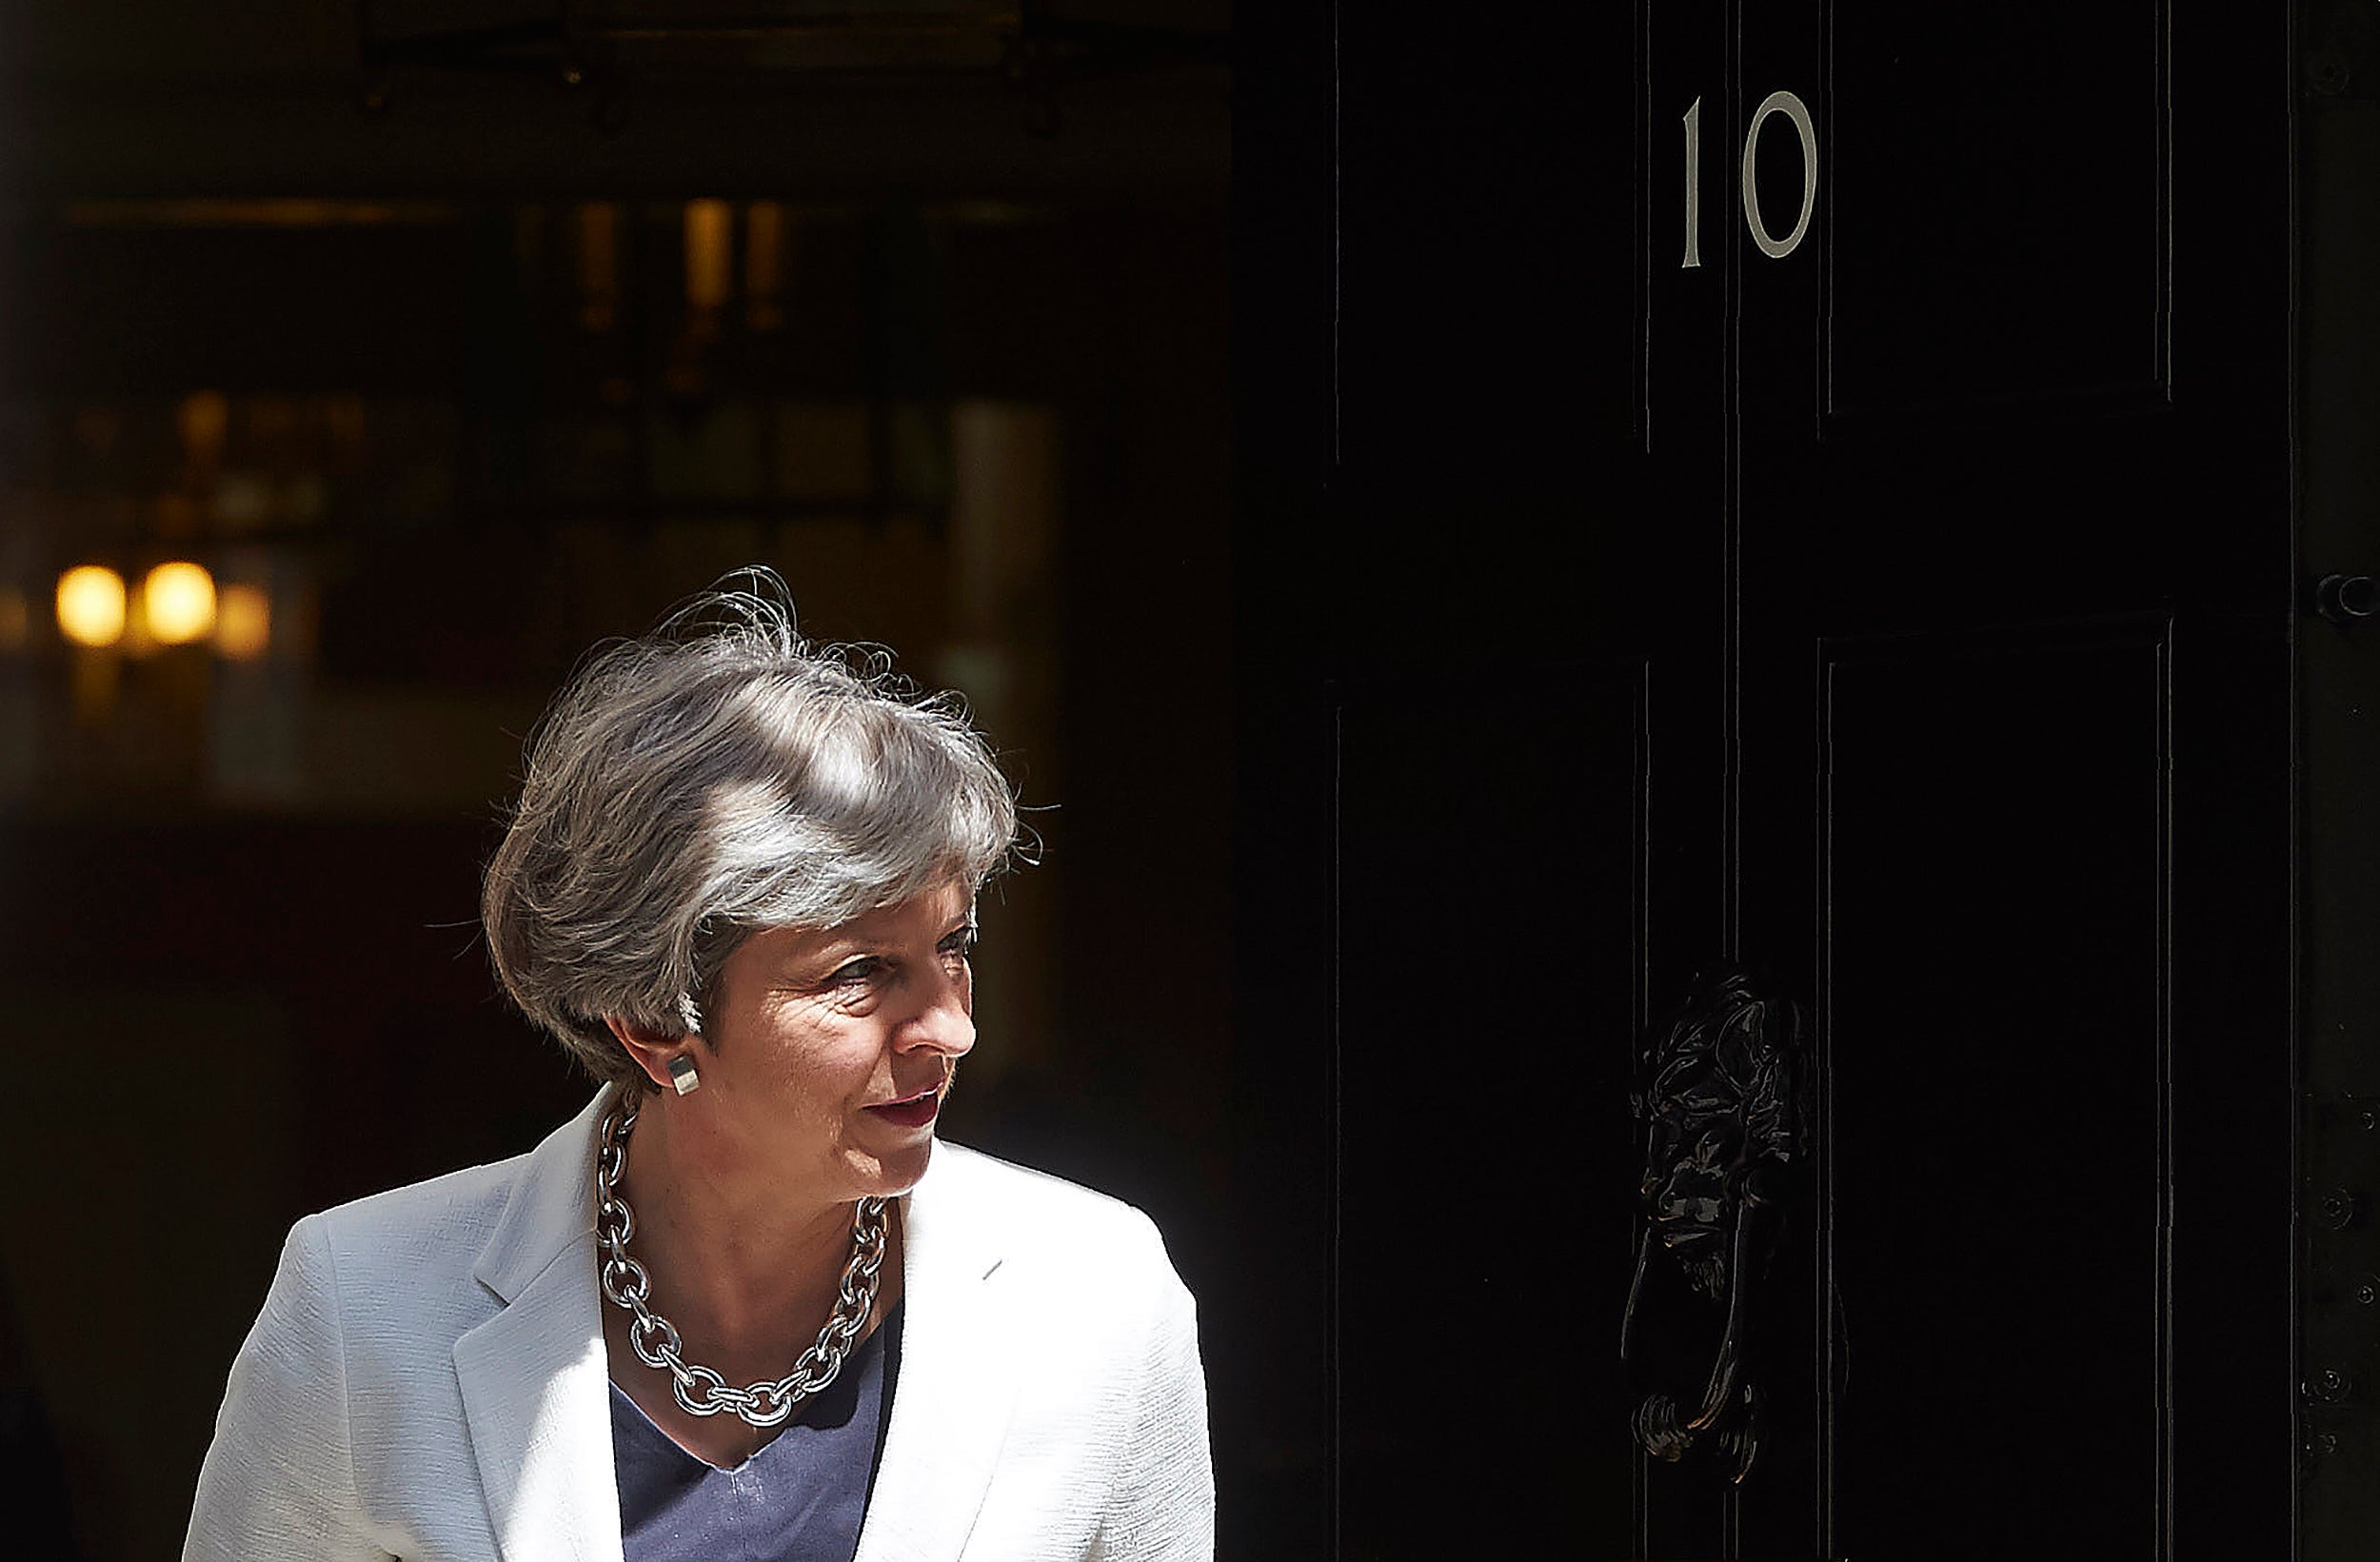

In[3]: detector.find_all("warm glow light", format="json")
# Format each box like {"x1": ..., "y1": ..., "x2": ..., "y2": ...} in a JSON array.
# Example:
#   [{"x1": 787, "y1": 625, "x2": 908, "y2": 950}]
[
  {"x1": 744, "y1": 201, "x2": 786, "y2": 330},
  {"x1": 577, "y1": 203, "x2": 619, "y2": 331},
  {"x1": 177, "y1": 390, "x2": 229, "y2": 469},
  {"x1": 56, "y1": 565, "x2": 128, "y2": 647},
  {"x1": 215, "y1": 583, "x2": 271, "y2": 662},
  {"x1": 684, "y1": 199, "x2": 733, "y2": 313},
  {"x1": 145, "y1": 561, "x2": 216, "y2": 644}
]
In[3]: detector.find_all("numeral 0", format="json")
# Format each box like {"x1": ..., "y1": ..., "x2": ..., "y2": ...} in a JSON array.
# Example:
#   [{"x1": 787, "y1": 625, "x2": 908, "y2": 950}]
[{"x1": 1681, "y1": 90, "x2": 1818, "y2": 267}]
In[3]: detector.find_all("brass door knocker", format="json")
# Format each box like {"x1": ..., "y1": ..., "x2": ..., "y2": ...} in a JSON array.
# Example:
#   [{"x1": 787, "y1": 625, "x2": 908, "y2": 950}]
[{"x1": 1620, "y1": 968, "x2": 1808, "y2": 1484}]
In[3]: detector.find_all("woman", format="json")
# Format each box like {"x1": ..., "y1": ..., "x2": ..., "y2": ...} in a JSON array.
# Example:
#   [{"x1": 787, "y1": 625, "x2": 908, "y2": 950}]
[{"x1": 184, "y1": 577, "x2": 1214, "y2": 1562}]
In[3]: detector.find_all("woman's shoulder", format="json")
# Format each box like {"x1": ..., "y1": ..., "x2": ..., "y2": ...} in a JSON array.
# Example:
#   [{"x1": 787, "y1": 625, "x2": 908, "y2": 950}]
[
  {"x1": 245, "y1": 1152, "x2": 537, "y2": 1360},
  {"x1": 925, "y1": 1137, "x2": 1148, "y2": 1218},
  {"x1": 923, "y1": 1138, "x2": 1187, "y2": 1288},
  {"x1": 280, "y1": 1095, "x2": 607, "y2": 1323},
  {"x1": 306, "y1": 1150, "x2": 532, "y2": 1263}
]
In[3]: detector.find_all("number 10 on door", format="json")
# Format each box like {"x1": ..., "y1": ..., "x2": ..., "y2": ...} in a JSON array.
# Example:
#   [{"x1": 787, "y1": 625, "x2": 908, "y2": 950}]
[{"x1": 1681, "y1": 91, "x2": 1818, "y2": 267}]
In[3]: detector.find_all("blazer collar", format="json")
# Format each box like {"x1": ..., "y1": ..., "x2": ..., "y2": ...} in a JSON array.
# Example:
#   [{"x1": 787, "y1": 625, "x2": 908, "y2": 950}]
[
  {"x1": 854, "y1": 1140, "x2": 1023, "y2": 1562},
  {"x1": 455, "y1": 1089, "x2": 621, "y2": 1562},
  {"x1": 453, "y1": 1092, "x2": 1021, "y2": 1562},
  {"x1": 471, "y1": 1087, "x2": 611, "y2": 1304}
]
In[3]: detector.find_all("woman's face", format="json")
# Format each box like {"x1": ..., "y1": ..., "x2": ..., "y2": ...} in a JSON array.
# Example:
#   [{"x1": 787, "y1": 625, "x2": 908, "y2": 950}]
[{"x1": 691, "y1": 877, "x2": 978, "y2": 1205}]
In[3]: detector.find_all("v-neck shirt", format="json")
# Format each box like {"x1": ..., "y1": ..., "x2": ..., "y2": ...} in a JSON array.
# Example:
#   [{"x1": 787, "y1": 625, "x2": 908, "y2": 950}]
[{"x1": 608, "y1": 1300, "x2": 904, "y2": 1562}]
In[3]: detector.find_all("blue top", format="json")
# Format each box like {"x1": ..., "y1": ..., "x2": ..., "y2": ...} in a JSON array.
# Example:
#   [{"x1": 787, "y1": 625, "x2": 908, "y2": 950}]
[{"x1": 609, "y1": 1301, "x2": 904, "y2": 1562}]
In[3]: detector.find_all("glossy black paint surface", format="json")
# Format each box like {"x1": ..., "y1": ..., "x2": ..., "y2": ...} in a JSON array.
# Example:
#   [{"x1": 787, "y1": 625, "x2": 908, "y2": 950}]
[{"x1": 1240, "y1": 0, "x2": 2304, "y2": 1555}]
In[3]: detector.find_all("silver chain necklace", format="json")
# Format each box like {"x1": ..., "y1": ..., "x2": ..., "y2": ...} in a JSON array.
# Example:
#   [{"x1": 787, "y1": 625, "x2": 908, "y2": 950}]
[{"x1": 596, "y1": 1093, "x2": 889, "y2": 1429}]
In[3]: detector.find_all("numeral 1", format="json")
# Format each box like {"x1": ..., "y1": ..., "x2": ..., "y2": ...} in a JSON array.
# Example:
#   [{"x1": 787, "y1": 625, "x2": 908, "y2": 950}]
[{"x1": 1681, "y1": 96, "x2": 1703, "y2": 270}]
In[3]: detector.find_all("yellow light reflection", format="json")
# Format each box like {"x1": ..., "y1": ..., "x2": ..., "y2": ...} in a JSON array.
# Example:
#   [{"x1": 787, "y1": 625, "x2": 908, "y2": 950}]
[
  {"x1": 215, "y1": 583, "x2": 271, "y2": 662},
  {"x1": 684, "y1": 199, "x2": 733, "y2": 313},
  {"x1": 745, "y1": 201, "x2": 785, "y2": 330},
  {"x1": 577, "y1": 203, "x2": 619, "y2": 332},
  {"x1": 145, "y1": 561, "x2": 216, "y2": 644},
  {"x1": 56, "y1": 566, "x2": 127, "y2": 647},
  {"x1": 178, "y1": 390, "x2": 229, "y2": 469}
]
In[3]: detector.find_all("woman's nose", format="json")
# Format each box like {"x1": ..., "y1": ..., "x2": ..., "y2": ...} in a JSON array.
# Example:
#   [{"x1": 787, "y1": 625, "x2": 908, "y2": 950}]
[{"x1": 901, "y1": 966, "x2": 976, "y2": 1057}]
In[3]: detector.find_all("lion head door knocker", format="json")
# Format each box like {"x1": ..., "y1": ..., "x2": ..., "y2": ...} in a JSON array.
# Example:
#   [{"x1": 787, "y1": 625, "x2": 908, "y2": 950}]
[{"x1": 1619, "y1": 968, "x2": 1808, "y2": 1483}]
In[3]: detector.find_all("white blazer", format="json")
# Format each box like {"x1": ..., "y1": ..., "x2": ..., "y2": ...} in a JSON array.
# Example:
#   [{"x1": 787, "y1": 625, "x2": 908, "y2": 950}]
[{"x1": 183, "y1": 1090, "x2": 1214, "y2": 1562}]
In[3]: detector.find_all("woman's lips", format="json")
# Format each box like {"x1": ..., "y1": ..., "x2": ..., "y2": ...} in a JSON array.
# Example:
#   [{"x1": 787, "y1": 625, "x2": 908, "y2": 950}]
[{"x1": 865, "y1": 1088, "x2": 941, "y2": 1129}]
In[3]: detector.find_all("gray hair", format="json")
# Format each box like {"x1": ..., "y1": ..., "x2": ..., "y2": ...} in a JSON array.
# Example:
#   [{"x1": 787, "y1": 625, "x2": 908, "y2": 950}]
[{"x1": 481, "y1": 570, "x2": 1021, "y2": 1092}]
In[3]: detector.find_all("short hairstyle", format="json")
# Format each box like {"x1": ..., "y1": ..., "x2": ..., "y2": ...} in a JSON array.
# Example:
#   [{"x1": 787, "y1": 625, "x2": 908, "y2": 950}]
[{"x1": 481, "y1": 569, "x2": 1021, "y2": 1092}]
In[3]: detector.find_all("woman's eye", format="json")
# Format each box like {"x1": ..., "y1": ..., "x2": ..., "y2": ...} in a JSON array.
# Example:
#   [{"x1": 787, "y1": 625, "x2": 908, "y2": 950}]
[{"x1": 828, "y1": 958, "x2": 883, "y2": 988}]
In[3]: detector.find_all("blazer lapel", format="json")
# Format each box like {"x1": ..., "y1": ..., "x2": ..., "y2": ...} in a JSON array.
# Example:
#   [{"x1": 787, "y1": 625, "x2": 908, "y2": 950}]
[
  {"x1": 447, "y1": 1101, "x2": 1014, "y2": 1562},
  {"x1": 454, "y1": 1091, "x2": 624, "y2": 1562},
  {"x1": 853, "y1": 1143, "x2": 1022, "y2": 1562}
]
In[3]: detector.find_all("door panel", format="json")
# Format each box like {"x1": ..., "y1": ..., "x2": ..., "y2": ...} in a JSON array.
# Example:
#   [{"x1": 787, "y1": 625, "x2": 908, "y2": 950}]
[
  {"x1": 1825, "y1": 0, "x2": 2169, "y2": 417},
  {"x1": 1333, "y1": 662, "x2": 1645, "y2": 1559},
  {"x1": 1822, "y1": 629, "x2": 2168, "y2": 1560},
  {"x1": 1336, "y1": 5, "x2": 1642, "y2": 480}
]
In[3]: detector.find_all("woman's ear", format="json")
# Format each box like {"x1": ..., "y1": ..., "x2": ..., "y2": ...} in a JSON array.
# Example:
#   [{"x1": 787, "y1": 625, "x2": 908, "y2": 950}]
[{"x1": 604, "y1": 1015, "x2": 702, "y2": 1094}]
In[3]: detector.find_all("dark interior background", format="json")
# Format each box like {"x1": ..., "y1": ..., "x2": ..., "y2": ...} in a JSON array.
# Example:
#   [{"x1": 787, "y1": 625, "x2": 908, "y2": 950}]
[{"x1": 0, "y1": 6, "x2": 1305, "y2": 1559}]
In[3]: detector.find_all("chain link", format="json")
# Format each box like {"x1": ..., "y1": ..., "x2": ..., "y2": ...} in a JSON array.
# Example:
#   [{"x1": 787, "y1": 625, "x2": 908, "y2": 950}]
[{"x1": 595, "y1": 1095, "x2": 887, "y2": 1429}]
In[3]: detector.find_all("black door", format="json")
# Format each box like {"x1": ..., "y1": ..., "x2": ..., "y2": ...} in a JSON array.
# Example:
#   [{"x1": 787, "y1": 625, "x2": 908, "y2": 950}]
[{"x1": 1235, "y1": 4, "x2": 2299, "y2": 1556}]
